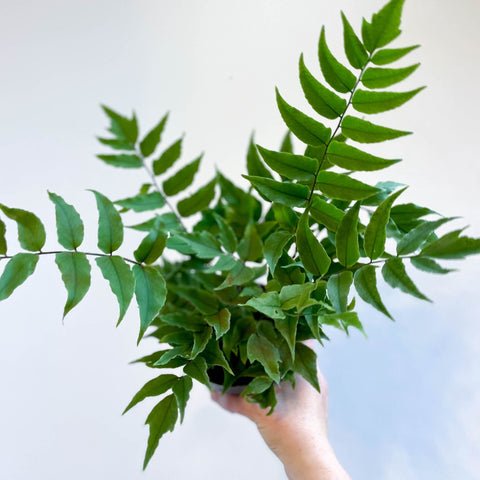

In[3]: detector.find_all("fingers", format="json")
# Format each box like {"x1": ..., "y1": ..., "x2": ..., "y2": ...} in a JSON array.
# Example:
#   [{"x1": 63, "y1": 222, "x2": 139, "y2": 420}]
[{"x1": 211, "y1": 391, "x2": 264, "y2": 422}]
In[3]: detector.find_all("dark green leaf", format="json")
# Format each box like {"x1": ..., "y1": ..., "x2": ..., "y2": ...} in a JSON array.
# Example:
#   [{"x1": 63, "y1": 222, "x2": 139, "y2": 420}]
[
  {"x1": 153, "y1": 138, "x2": 182, "y2": 176},
  {"x1": 205, "y1": 308, "x2": 231, "y2": 339},
  {"x1": 0, "y1": 219, "x2": 6, "y2": 255},
  {"x1": 123, "y1": 374, "x2": 177, "y2": 414},
  {"x1": 247, "y1": 333, "x2": 281, "y2": 383},
  {"x1": 134, "y1": 225, "x2": 167, "y2": 265},
  {"x1": 276, "y1": 89, "x2": 331, "y2": 146},
  {"x1": 309, "y1": 196, "x2": 345, "y2": 232},
  {"x1": 241, "y1": 377, "x2": 273, "y2": 396},
  {"x1": 371, "y1": 45, "x2": 420, "y2": 66},
  {"x1": 390, "y1": 203, "x2": 436, "y2": 230},
  {"x1": 115, "y1": 192, "x2": 166, "y2": 212},
  {"x1": 354, "y1": 265, "x2": 392, "y2": 319},
  {"x1": 183, "y1": 357, "x2": 211, "y2": 389},
  {"x1": 90, "y1": 190, "x2": 124, "y2": 254},
  {"x1": 382, "y1": 257, "x2": 430, "y2": 301},
  {"x1": 364, "y1": 187, "x2": 407, "y2": 259},
  {"x1": 319, "y1": 311, "x2": 366, "y2": 337},
  {"x1": 95, "y1": 256, "x2": 135, "y2": 324},
  {"x1": 163, "y1": 155, "x2": 202, "y2": 197},
  {"x1": 264, "y1": 230, "x2": 293, "y2": 273},
  {"x1": 143, "y1": 395, "x2": 178, "y2": 470},
  {"x1": 133, "y1": 265, "x2": 167, "y2": 343},
  {"x1": 96, "y1": 154, "x2": 143, "y2": 169},
  {"x1": 396, "y1": 217, "x2": 456, "y2": 255},
  {"x1": 257, "y1": 145, "x2": 317, "y2": 182},
  {"x1": 237, "y1": 224, "x2": 263, "y2": 262},
  {"x1": 294, "y1": 343, "x2": 320, "y2": 392},
  {"x1": 243, "y1": 175, "x2": 309, "y2": 207},
  {"x1": 101, "y1": 105, "x2": 138, "y2": 144},
  {"x1": 55, "y1": 252, "x2": 91, "y2": 318},
  {"x1": 410, "y1": 256, "x2": 455, "y2": 275},
  {"x1": 0, "y1": 253, "x2": 39, "y2": 301},
  {"x1": 336, "y1": 203, "x2": 360, "y2": 268},
  {"x1": 201, "y1": 338, "x2": 233, "y2": 374},
  {"x1": 362, "y1": 0, "x2": 405, "y2": 52},
  {"x1": 48, "y1": 191, "x2": 84, "y2": 250},
  {"x1": 342, "y1": 115, "x2": 411, "y2": 143},
  {"x1": 247, "y1": 135, "x2": 273, "y2": 179},
  {"x1": 362, "y1": 181, "x2": 405, "y2": 207},
  {"x1": 315, "y1": 171, "x2": 380, "y2": 201},
  {"x1": 279, "y1": 283, "x2": 318, "y2": 313},
  {"x1": 192, "y1": 327, "x2": 212, "y2": 358},
  {"x1": 244, "y1": 292, "x2": 285, "y2": 320},
  {"x1": 173, "y1": 232, "x2": 222, "y2": 259},
  {"x1": 140, "y1": 113, "x2": 168, "y2": 157},
  {"x1": 172, "y1": 376, "x2": 193, "y2": 423},
  {"x1": 362, "y1": 64, "x2": 420, "y2": 89},
  {"x1": 318, "y1": 27, "x2": 356, "y2": 93},
  {"x1": 327, "y1": 141, "x2": 400, "y2": 171},
  {"x1": 299, "y1": 54, "x2": 347, "y2": 119},
  {"x1": 297, "y1": 212, "x2": 331, "y2": 276},
  {"x1": 420, "y1": 230, "x2": 480, "y2": 259},
  {"x1": 212, "y1": 213, "x2": 237, "y2": 254},
  {"x1": 0, "y1": 205, "x2": 46, "y2": 252},
  {"x1": 96, "y1": 137, "x2": 135, "y2": 151},
  {"x1": 352, "y1": 88, "x2": 425, "y2": 114},
  {"x1": 171, "y1": 286, "x2": 220, "y2": 316},
  {"x1": 341, "y1": 11, "x2": 368, "y2": 69},
  {"x1": 280, "y1": 131, "x2": 294, "y2": 153},
  {"x1": 177, "y1": 179, "x2": 216, "y2": 217},
  {"x1": 327, "y1": 270, "x2": 353, "y2": 313},
  {"x1": 274, "y1": 315, "x2": 298, "y2": 360}
]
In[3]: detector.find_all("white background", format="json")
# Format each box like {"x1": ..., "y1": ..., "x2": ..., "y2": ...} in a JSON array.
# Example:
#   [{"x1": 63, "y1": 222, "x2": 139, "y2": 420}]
[{"x1": 0, "y1": 0, "x2": 479, "y2": 478}]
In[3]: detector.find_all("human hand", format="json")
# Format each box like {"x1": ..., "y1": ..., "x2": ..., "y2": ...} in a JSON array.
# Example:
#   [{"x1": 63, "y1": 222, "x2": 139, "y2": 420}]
[{"x1": 211, "y1": 347, "x2": 351, "y2": 480}]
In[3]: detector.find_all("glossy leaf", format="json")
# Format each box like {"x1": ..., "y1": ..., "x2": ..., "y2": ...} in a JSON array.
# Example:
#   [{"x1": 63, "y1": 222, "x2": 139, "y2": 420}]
[
  {"x1": 177, "y1": 179, "x2": 216, "y2": 217},
  {"x1": 90, "y1": 190, "x2": 123, "y2": 254},
  {"x1": 123, "y1": 374, "x2": 177, "y2": 414},
  {"x1": 143, "y1": 395, "x2": 178, "y2": 470},
  {"x1": 247, "y1": 333, "x2": 281, "y2": 383},
  {"x1": 318, "y1": 27, "x2": 356, "y2": 93},
  {"x1": 244, "y1": 176, "x2": 309, "y2": 207},
  {"x1": 364, "y1": 187, "x2": 406, "y2": 259},
  {"x1": 163, "y1": 155, "x2": 202, "y2": 197},
  {"x1": 420, "y1": 230, "x2": 480, "y2": 259},
  {"x1": 315, "y1": 171, "x2": 379, "y2": 201},
  {"x1": 336, "y1": 203, "x2": 360, "y2": 268},
  {"x1": 172, "y1": 376, "x2": 193, "y2": 423},
  {"x1": 191, "y1": 327, "x2": 212, "y2": 359},
  {"x1": 244, "y1": 292, "x2": 285, "y2": 320},
  {"x1": 0, "y1": 219, "x2": 6, "y2": 255},
  {"x1": 371, "y1": 45, "x2": 420, "y2": 66},
  {"x1": 257, "y1": 145, "x2": 317, "y2": 182},
  {"x1": 276, "y1": 89, "x2": 331, "y2": 146},
  {"x1": 410, "y1": 257, "x2": 455, "y2": 275},
  {"x1": 133, "y1": 265, "x2": 167, "y2": 343},
  {"x1": 352, "y1": 87, "x2": 425, "y2": 114},
  {"x1": 382, "y1": 257, "x2": 430, "y2": 301},
  {"x1": 0, "y1": 253, "x2": 39, "y2": 301},
  {"x1": 294, "y1": 343, "x2": 320, "y2": 392},
  {"x1": 327, "y1": 270, "x2": 353, "y2": 313},
  {"x1": 48, "y1": 191, "x2": 84, "y2": 250},
  {"x1": 279, "y1": 283, "x2": 317, "y2": 313},
  {"x1": 341, "y1": 11, "x2": 368, "y2": 69},
  {"x1": 342, "y1": 115, "x2": 411, "y2": 143},
  {"x1": 264, "y1": 230, "x2": 293, "y2": 274},
  {"x1": 55, "y1": 252, "x2": 91, "y2": 318},
  {"x1": 299, "y1": 54, "x2": 347, "y2": 119},
  {"x1": 280, "y1": 131, "x2": 294, "y2": 153},
  {"x1": 247, "y1": 135, "x2": 273, "y2": 179},
  {"x1": 96, "y1": 154, "x2": 143, "y2": 169},
  {"x1": 134, "y1": 226, "x2": 167, "y2": 265},
  {"x1": 354, "y1": 265, "x2": 392, "y2": 319},
  {"x1": 115, "y1": 192, "x2": 165, "y2": 212},
  {"x1": 153, "y1": 138, "x2": 182, "y2": 176},
  {"x1": 361, "y1": 0, "x2": 405, "y2": 52},
  {"x1": 362, "y1": 64, "x2": 420, "y2": 89},
  {"x1": 396, "y1": 217, "x2": 456, "y2": 255},
  {"x1": 309, "y1": 196, "x2": 344, "y2": 232},
  {"x1": 327, "y1": 141, "x2": 400, "y2": 171},
  {"x1": 140, "y1": 113, "x2": 168, "y2": 157},
  {"x1": 205, "y1": 308, "x2": 231, "y2": 339},
  {"x1": 95, "y1": 256, "x2": 135, "y2": 324},
  {"x1": 0, "y1": 205, "x2": 46, "y2": 252},
  {"x1": 296, "y1": 212, "x2": 331, "y2": 276}
]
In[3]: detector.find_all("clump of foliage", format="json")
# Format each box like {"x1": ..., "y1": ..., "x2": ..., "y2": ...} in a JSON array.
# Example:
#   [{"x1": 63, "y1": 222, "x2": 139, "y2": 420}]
[{"x1": 1, "y1": 0, "x2": 479, "y2": 469}]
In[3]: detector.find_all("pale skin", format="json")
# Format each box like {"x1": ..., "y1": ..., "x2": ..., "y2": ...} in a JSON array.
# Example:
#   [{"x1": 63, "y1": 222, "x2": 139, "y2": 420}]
[{"x1": 211, "y1": 353, "x2": 351, "y2": 480}]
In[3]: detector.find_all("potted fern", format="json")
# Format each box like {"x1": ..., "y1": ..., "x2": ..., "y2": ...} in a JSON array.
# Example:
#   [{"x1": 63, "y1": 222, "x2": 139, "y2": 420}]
[{"x1": 0, "y1": 0, "x2": 479, "y2": 470}]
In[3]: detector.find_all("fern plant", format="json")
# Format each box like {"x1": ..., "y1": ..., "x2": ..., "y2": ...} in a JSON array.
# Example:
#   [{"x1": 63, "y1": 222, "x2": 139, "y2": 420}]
[{"x1": 1, "y1": 0, "x2": 479, "y2": 469}]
